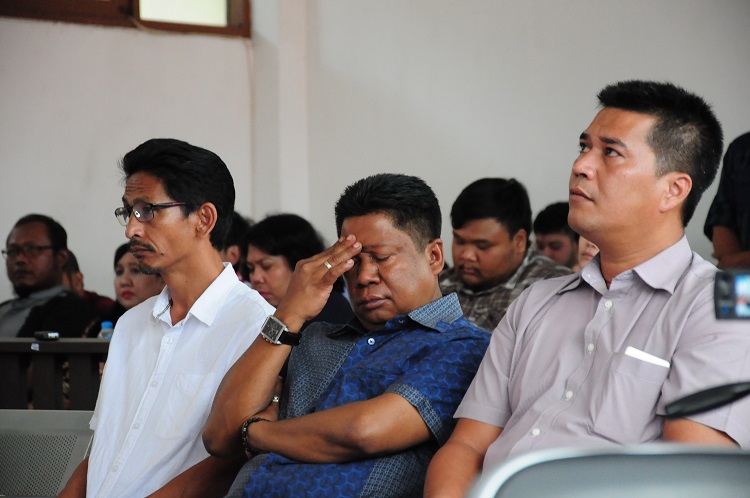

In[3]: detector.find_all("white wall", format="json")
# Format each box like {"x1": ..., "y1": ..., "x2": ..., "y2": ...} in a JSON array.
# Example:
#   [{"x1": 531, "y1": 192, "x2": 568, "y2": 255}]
[
  {"x1": 3, "y1": 0, "x2": 750, "y2": 303},
  {"x1": 253, "y1": 0, "x2": 750, "y2": 265},
  {"x1": 0, "y1": 17, "x2": 253, "y2": 302}
]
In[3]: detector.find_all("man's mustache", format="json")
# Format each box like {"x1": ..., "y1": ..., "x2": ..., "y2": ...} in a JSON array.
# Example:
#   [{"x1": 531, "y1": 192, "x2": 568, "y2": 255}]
[{"x1": 129, "y1": 242, "x2": 155, "y2": 253}]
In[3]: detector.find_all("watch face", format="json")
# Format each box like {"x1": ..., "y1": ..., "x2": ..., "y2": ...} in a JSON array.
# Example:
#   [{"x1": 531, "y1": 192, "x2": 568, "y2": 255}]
[{"x1": 262, "y1": 316, "x2": 285, "y2": 343}]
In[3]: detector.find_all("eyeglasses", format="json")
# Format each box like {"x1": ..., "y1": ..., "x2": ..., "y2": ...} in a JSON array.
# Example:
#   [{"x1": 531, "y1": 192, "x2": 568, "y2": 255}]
[
  {"x1": 114, "y1": 202, "x2": 186, "y2": 227},
  {"x1": 2, "y1": 244, "x2": 55, "y2": 260}
]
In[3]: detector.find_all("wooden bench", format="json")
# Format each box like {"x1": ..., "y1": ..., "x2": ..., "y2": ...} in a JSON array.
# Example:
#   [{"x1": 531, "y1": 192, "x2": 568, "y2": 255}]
[{"x1": 0, "y1": 338, "x2": 109, "y2": 410}]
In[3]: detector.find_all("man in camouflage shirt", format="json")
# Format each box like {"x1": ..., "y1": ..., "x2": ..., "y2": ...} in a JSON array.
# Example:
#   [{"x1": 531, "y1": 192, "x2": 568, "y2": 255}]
[{"x1": 440, "y1": 178, "x2": 571, "y2": 331}]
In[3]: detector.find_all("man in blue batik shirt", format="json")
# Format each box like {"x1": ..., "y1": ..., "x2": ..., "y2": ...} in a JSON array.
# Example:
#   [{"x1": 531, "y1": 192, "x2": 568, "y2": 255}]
[{"x1": 204, "y1": 173, "x2": 490, "y2": 497}]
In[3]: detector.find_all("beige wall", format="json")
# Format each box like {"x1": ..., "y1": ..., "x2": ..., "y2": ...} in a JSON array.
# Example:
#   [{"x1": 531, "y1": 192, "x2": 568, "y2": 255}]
[
  {"x1": 2, "y1": 0, "x2": 750, "y2": 302},
  {"x1": 0, "y1": 17, "x2": 253, "y2": 301}
]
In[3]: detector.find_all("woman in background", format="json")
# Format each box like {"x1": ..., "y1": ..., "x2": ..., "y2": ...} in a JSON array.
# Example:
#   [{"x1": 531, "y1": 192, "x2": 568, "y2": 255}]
[
  {"x1": 245, "y1": 213, "x2": 353, "y2": 327},
  {"x1": 89, "y1": 243, "x2": 164, "y2": 332}
]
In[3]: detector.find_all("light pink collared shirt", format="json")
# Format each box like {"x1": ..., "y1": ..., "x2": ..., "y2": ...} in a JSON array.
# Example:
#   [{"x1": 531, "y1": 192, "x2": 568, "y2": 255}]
[{"x1": 456, "y1": 236, "x2": 750, "y2": 470}]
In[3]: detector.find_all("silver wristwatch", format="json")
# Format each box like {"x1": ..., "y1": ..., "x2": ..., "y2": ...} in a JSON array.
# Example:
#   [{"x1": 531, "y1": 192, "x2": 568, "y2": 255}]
[{"x1": 260, "y1": 315, "x2": 301, "y2": 346}]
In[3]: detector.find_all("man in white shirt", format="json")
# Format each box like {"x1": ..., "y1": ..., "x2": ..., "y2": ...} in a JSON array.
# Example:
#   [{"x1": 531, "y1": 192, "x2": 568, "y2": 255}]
[{"x1": 60, "y1": 138, "x2": 273, "y2": 498}]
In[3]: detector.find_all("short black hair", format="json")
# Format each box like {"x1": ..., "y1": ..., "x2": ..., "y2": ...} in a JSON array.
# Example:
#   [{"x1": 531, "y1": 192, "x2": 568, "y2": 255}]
[
  {"x1": 450, "y1": 178, "x2": 531, "y2": 241},
  {"x1": 597, "y1": 80, "x2": 723, "y2": 225},
  {"x1": 533, "y1": 202, "x2": 576, "y2": 240},
  {"x1": 11, "y1": 214, "x2": 68, "y2": 252},
  {"x1": 246, "y1": 213, "x2": 344, "y2": 292},
  {"x1": 246, "y1": 213, "x2": 325, "y2": 270},
  {"x1": 63, "y1": 249, "x2": 80, "y2": 276},
  {"x1": 113, "y1": 243, "x2": 131, "y2": 269},
  {"x1": 223, "y1": 212, "x2": 253, "y2": 251},
  {"x1": 120, "y1": 138, "x2": 236, "y2": 249},
  {"x1": 334, "y1": 173, "x2": 441, "y2": 248}
]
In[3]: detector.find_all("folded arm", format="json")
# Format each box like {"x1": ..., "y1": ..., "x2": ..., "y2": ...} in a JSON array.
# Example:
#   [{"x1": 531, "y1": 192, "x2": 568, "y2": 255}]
[
  {"x1": 147, "y1": 455, "x2": 246, "y2": 498},
  {"x1": 663, "y1": 418, "x2": 738, "y2": 446},
  {"x1": 203, "y1": 236, "x2": 362, "y2": 457},
  {"x1": 424, "y1": 418, "x2": 503, "y2": 498},
  {"x1": 246, "y1": 392, "x2": 431, "y2": 462}
]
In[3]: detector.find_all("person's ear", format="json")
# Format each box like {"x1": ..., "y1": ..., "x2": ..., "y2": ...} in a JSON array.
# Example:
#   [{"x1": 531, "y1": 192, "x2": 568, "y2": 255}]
[
  {"x1": 513, "y1": 229, "x2": 528, "y2": 253},
  {"x1": 660, "y1": 172, "x2": 692, "y2": 214},
  {"x1": 56, "y1": 249, "x2": 69, "y2": 270},
  {"x1": 196, "y1": 203, "x2": 218, "y2": 241},
  {"x1": 425, "y1": 238, "x2": 445, "y2": 275},
  {"x1": 224, "y1": 245, "x2": 241, "y2": 265}
]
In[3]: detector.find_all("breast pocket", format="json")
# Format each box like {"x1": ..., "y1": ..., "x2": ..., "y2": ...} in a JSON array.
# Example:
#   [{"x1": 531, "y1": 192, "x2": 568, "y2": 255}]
[
  {"x1": 156, "y1": 372, "x2": 217, "y2": 440},
  {"x1": 590, "y1": 352, "x2": 670, "y2": 444}
]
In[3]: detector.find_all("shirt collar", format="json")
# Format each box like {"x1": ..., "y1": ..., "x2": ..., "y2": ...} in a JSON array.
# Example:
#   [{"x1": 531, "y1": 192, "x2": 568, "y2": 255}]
[
  {"x1": 568, "y1": 235, "x2": 692, "y2": 295},
  {"x1": 632, "y1": 235, "x2": 692, "y2": 293},
  {"x1": 152, "y1": 263, "x2": 238, "y2": 326},
  {"x1": 329, "y1": 292, "x2": 464, "y2": 337}
]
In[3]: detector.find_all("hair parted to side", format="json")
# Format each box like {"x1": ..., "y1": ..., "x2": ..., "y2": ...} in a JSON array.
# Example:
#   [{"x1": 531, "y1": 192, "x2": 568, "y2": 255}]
[
  {"x1": 597, "y1": 80, "x2": 723, "y2": 226},
  {"x1": 450, "y1": 178, "x2": 532, "y2": 242},
  {"x1": 533, "y1": 202, "x2": 576, "y2": 240},
  {"x1": 334, "y1": 173, "x2": 442, "y2": 249},
  {"x1": 11, "y1": 214, "x2": 68, "y2": 252},
  {"x1": 246, "y1": 213, "x2": 326, "y2": 270},
  {"x1": 113, "y1": 243, "x2": 131, "y2": 269},
  {"x1": 246, "y1": 213, "x2": 344, "y2": 292},
  {"x1": 120, "y1": 138, "x2": 236, "y2": 249}
]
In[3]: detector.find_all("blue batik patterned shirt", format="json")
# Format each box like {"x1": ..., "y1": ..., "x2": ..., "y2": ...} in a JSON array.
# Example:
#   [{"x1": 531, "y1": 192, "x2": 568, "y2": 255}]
[{"x1": 230, "y1": 293, "x2": 490, "y2": 498}]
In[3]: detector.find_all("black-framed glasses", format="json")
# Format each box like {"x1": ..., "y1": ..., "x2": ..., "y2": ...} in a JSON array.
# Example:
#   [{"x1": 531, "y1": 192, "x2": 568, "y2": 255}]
[
  {"x1": 114, "y1": 202, "x2": 187, "y2": 227},
  {"x1": 2, "y1": 244, "x2": 55, "y2": 260}
]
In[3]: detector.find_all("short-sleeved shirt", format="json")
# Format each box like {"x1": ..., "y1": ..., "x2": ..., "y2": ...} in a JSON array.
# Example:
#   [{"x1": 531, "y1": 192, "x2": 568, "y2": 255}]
[
  {"x1": 456, "y1": 236, "x2": 750, "y2": 470},
  {"x1": 439, "y1": 249, "x2": 572, "y2": 331},
  {"x1": 231, "y1": 293, "x2": 490, "y2": 498},
  {"x1": 86, "y1": 264, "x2": 273, "y2": 498},
  {"x1": 704, "y1": 131, "x2": 750, "y2": 249}
]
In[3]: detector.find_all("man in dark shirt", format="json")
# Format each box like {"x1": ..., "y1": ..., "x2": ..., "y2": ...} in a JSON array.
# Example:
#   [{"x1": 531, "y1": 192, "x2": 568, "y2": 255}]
[
  {"x1": 0, "y1": 214, "x2": 93, "y2": 338},
  {"x1": 704, "y1": 131, "x2": 750, "y2": 268},
  {"x1": 204, "y1": 173, "x2": 490, "y2": 497}
]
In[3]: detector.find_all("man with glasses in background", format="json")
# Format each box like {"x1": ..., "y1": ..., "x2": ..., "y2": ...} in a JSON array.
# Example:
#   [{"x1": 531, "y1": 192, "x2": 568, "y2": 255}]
[
  {"x1": 0, "y1": 214, "x2": 94, "y2": 338},
  {"x1": 60, "y1": 138, "x2": 273, "y2": 498}
]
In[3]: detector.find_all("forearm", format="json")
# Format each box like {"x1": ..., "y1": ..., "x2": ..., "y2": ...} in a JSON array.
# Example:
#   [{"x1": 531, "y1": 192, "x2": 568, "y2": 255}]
[
  {"x1": 424, "y1": 418, "x2": 503, "y2": 498},
  {"x1": 712, "y1": 226, "x2": 742, "y2": 261},
  {"x1": 717, "y1": 251, "x2": 750, "y2": 269},
  {"x1": 58, "y1": 456, "x2": 88, "y2": 497},
  {"x1": 203, "y1": 337, "x2": 292, "y2": 457},
  {"x1": 247, "y1": 394, "x2": 430, "y2": 463},
  {"x1": 663, "y1": 418, "x2": 738, "y2": 446},
  {"x1": 423, "y1": 440, "x2": 486, "y2": 498},
  {"x1": 147, "y1": 455, "x2": 246, "y2": 498}
]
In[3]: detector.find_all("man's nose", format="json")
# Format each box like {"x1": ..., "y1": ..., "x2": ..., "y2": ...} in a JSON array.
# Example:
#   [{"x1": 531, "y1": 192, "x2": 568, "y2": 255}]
[
  {"x1": 125, "y1": 214, "x2": 142, "y2": 239},
  {"x1": 458, "y1": 246, "x2": 477, "y2": 262},
  {"x1": 356, "y1": 260, "x2": 380, "y2": 285},
  {"x1": 571, "y1": 152, "x2": 595, "y2": 179}
]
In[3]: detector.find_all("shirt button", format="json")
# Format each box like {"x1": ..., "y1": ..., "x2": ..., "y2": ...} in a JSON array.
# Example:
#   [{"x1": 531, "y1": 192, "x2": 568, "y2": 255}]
[
  {"x1": 531, "y1": 428, "x2": 541, "y2": 437},
  {"x1": 367, "y1": 338, "x2": 375, "y2": 346},
  {"x1": 150, "y1": 381, "x2": 158, "y2": 387},
  {"x1": 112, "y1": 465, "x2": 119, "y2": 472},
  {"x1": 587, "y1": 343, "x2": 595, "y2": 353},
  {"x1": 133, "y1": 422, "x2": 140, "y2": 429},
  {"x1": 565, "y1": 390, "x2": 573, "y2": 400},
  {"x1": 604, "y1": 300, "x2": 613, "y2": 310}
]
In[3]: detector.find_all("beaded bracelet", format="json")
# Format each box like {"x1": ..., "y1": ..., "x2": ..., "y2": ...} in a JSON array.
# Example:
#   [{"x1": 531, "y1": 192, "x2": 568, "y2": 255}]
[{"x1": 240, "y1": 417, "x2": 269, "y2": 455}]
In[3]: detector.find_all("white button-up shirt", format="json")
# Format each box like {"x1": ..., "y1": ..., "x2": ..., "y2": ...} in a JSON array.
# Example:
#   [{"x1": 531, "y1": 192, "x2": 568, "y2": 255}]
[{"x1": 86, "y1": 263, "x2": 273, "y2": 497}]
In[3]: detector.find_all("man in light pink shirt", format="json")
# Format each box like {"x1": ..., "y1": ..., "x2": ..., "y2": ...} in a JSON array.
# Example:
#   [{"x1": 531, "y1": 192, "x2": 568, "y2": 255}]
[{"x1": 425, "y1": 80, "x2": 750, "y2": 497}]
